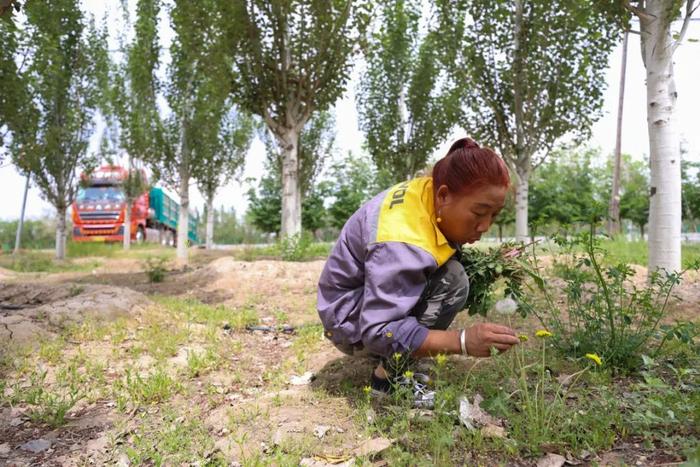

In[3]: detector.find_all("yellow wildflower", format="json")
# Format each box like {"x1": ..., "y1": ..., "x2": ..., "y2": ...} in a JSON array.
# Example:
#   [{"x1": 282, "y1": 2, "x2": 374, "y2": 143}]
[
  {"x1": 585, "y1": 353, "x2": 602, "y2": 366},
  {"x1": 435, "y1": 353, "x2": 448, "y2": 367},
  {"x1": 518, "y1": 334, "x2": 529, "y2": 342},
  {"x1": 403, "y1": 370, "x2": 414, "y2": 379},
  {"x1": 392, "y1": 352, "x2": 402, "y2": 362},
  {"x1": 535, "y1": 329, "x2": 553, "y2": 338},
  {"x1": 363, "y1": 385, "x2": 372, "y2": 395}
]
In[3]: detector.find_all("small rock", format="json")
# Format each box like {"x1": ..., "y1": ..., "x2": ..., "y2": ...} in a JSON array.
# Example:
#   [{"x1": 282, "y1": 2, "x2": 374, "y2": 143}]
[
  {"x1": 556, "y1": 373, "x2": 574, "y2": 386},
  {"x1": 290, "y1": 372, "x2": 315, "y2": 385},
  {"x1": 0, "y1": 443, "x2": 10, "y2": 455},
  {"x1": 408, "y1": 409, "x2": 434, "y2": 420},
  {"x1": 352, "y1": 437, "x2": 393, "y2": 457},
  {"x1": 117, "y1": 453, "x2": 131, "y2": 466},
  {"x1": 20, "y1": 438, "x2": 51, "y2": 453},
  {"x1": 314, "y1": 425, "x2": 330, "y2": 439},
  {"x1": 536, "y1": 453, "x2": 566, "y2": 467},
  {"x1": 335, "y1": 427, "x2": 345, "y2": 433},
  {"x1": 10, "y1": 418, "x2": 23, "y2": 427},
  {"x1": 480, "y1": 424, "x2": 506, "y2": 438},
  {"x1": 365, "y1": 408, "x2": 376, "y2": 424},
  {"x1": 85, "y1": 435, "x2": 108, "y2": 452}
]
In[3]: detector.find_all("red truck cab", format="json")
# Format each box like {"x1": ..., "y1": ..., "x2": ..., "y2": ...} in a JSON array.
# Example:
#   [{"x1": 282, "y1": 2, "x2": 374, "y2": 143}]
[{"x1": 71, "y1": 165, "x2": 150, "y2": 243}]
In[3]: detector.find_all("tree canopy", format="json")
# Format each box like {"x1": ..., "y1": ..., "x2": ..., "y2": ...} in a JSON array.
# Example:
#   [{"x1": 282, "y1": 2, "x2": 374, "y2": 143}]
[{"x1": 357, "y1": 0, "x2": 461, "y2": 182}]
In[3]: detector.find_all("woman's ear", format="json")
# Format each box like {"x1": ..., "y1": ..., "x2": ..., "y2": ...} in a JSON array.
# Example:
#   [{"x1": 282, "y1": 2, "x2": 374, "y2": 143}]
[{"x1": 436, "y1": 184, "x2": 451, "y2": 205}]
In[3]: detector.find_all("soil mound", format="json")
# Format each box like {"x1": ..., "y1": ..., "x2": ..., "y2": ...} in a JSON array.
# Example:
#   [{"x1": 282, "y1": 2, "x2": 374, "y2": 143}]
[{"x1": 0, "y1": 282, "x2": 150, "y2": 343}]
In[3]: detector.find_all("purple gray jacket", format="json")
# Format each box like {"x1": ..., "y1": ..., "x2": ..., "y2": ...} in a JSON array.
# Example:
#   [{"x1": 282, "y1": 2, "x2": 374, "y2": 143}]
[{"x1": 316, "y1": 177, "x2": 458, "y2": 357}]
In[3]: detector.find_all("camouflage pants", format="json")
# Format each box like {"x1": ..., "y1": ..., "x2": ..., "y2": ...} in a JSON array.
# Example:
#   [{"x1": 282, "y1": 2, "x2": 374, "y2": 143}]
[{"x1": 335, "y1": 257, "x2": 469, "y2": 359}]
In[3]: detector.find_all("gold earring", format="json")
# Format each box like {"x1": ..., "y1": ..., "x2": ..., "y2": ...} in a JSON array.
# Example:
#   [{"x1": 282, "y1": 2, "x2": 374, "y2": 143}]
[{"x1": 436, "y1": 209, "x2": 442, "y2": 223}]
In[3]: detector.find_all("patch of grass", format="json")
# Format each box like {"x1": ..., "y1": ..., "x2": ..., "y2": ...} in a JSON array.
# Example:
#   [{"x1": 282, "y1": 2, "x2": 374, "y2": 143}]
[
  {"x1": 109, "y1": 318, "x2": 130, "y2": 345},
  {"x1": 38, "y1": 337, "x2": 67, "y2": 364},
  {"x1": 153, "y1": 295, "x2": 259, "y2": 330},
  {"x1": 620, "y1": 352, "x2": 700, "y2": 456},
  {"x1": 0, "y1": 252, "x2": 101, "y2": 273},
  {"x1": 291, "y1": 324, "x2": 324, "y2": 365},
  {"x1": 230, "y1": 239, "x2": 332, "y2": 262},
  {"x1": 185, "y1": 348, "x2": 220, "y2": 378},
  {"x1": 3, "y1": 365, "x2": 85, "y2": 427},
  {"x1": 153, "y1": 296, "x2": 230, "y2": 325},
  {"x1": 136, "y1": 320, "x2": 189, "y2": 361},
  {"x1": 66, "y1": 318, "x2": 112, "y2": 342},
  {"x1": 113, "y1": 367, "x2": 181, "y2": 411},
  {"x1": 227, "y1": 403, "x2": 268, "y2": 428},
  {"x1": 590, "y1": 238, "x2": 700, "y2": 268},
  {"x1": 123, "y1": 407, "x2": 223, "y2": 465},
  {"x1": 357, "y1": 338, "x2": 699, "y2": 464},
  {"x1": 66, "y1": 241, "x2": 168, "y2": 259}
]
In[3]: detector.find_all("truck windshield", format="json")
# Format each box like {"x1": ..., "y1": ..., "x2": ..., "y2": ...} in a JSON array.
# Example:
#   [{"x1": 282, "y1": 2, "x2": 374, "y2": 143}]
[{"x1": 76, "y1": 187, "x2": 125, "y2": 203}]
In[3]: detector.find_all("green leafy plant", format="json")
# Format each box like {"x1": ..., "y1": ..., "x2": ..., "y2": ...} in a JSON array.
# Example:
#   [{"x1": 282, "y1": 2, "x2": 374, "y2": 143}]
[
  {"x1": 459, "y1": 242, "x2": 530, "y2": 316},
  {"x1": 277, "y1": 232, "x2": 313, "y2": 261},
  {"x1": 143, "y1": 256, "x2": 168, "y2": 283},
  {"x1": 521, "y1": 229, "x2": 699, "y2": 371}
]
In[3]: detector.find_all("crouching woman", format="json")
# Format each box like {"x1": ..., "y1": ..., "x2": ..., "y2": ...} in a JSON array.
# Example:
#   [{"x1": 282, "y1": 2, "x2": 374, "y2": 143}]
[{"x1": 317, "y1": 138, "x2": 520, "y2": 395}]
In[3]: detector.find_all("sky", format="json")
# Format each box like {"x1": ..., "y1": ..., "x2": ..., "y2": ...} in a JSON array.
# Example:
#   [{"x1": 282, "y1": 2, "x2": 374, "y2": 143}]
[{"x1": 1, "y1": 3, "x2": 699, "y2": 221}]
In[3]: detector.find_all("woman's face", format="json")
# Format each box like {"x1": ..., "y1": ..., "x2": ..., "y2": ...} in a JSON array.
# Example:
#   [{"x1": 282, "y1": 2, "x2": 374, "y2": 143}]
[{"x1": 435, "y1": 184, "x2": 508, "y2": 245}]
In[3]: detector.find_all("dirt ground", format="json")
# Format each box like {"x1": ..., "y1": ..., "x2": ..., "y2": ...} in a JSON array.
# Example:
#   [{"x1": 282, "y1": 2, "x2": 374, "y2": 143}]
[{"x1": 0, "y1": 250, "x2": 698, "y2": 466}]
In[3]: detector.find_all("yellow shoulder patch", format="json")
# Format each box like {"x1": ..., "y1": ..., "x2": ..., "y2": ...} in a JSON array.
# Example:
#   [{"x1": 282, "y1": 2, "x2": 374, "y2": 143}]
[{"x1": 376, "y1": 177, "x2": 455, "y2": 267}]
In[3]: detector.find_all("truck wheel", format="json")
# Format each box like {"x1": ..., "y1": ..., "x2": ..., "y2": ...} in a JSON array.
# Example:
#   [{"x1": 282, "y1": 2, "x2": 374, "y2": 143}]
[
  {"x1": 135, "y1": 227, "x2": 146, "y2": 244},
  {"x1": 160, "y1": 229, "x2": 169, "y2": 246}
]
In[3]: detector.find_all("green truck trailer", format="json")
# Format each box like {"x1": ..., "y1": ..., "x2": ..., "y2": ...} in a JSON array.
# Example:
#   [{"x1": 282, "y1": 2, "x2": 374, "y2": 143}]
[{"x1": 148, "y1": 187, "x2": 199, "y2": 245}]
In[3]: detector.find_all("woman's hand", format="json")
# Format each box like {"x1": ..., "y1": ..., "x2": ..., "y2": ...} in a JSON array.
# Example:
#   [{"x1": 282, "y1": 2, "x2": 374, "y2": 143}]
[{"x1": 465, "y1": 323, "x2": 519, "y2": 357}]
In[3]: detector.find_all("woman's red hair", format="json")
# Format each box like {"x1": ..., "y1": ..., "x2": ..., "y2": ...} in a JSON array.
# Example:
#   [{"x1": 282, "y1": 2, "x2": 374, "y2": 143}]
[{"x1": 432, "y1": 138, "x2": 510, "y2": 195}]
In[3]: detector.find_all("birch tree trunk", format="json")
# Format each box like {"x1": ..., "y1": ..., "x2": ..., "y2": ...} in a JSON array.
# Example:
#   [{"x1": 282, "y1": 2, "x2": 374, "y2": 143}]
[
  {"x1": 642, "y1": 1, "x2": 682, "y2": 273},
  {"x1": 512, "y1": 0, "x2": 529, "y2": 243},
  {"x1": 280, "y1": 128, "x2": 302, "y2": 238},
  {"x1": 123, "y1": 200, "x2": 132, "y2": 250},
  {"x1": 55, "y1": 207, "x2": 67, "y2": 260},
  {"x1": 205, "y1": 193, "x2": 214, "y2": 249},
  {"x1": 515, "y1": 163, "x2": 530, "y2": 241},
  {"x1": 176, "y1": 168, "x2": 190, "y2": 264},
  {"x1": 123, "y1": 155, "x2": 132, "y2": 250}
]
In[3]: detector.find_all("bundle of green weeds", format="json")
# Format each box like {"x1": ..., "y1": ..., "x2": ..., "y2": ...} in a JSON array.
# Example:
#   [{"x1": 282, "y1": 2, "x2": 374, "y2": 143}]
[{"x1": 459, "y1": 242, "x2": 529, "y2": 317}]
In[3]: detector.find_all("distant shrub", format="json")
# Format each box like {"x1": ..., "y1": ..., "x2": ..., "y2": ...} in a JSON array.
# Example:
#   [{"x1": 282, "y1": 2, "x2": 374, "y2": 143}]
[{"x1": 143, "y1": 256, "x2": 168, "y2": 283}]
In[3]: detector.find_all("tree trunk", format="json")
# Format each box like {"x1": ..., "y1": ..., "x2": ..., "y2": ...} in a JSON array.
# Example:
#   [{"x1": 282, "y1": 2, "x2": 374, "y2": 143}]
[
  {"x1": 123, "y1": 199, "x2": 132, "y2": 250},
  {"x1": 206, "y1": 193, "x2": 214, "y2": 249},
  {"x1": 176, "y1": 170, "x2": 190, "y2": 264},
  {"x1": 642, "y1": 2, "x2": 682, "y2": 273},
  {"x1": 608, "y1": 31, "x2": 628, "y2": 237},
  {"x1": 55, "y1": 207, "x2": 67, "y2": 260},
  {"x1": 13, "y1": 174, "x2": 30, "y2": 255},
  {"x1": 498, "y1": 224, "x2": 503, "y2": 242},
  {"x1": 280, "y1": 128, "x2": 302, "y2": 238},
  {"x1": 515, "y1": 163, "x2": 530, "y2": 242},
  {"x1": 640, "y1": 223, "x2": 645, "y2": 240}
]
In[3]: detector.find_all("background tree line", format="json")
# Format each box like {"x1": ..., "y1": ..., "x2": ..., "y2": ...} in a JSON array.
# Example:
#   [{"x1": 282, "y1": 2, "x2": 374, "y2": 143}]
[{"x1": 2, "y1": 0, "x2": 698, "y2": 272}]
